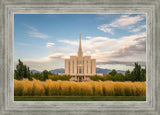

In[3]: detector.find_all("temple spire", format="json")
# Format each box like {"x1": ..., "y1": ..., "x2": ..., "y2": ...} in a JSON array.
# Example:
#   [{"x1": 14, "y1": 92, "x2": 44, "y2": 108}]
[
  {"x1": 78, "y1": 33, "x2": 83, "y2": 57},
  {"x1": 79, "y1": 33, "x2": 81, "y2": 49}
]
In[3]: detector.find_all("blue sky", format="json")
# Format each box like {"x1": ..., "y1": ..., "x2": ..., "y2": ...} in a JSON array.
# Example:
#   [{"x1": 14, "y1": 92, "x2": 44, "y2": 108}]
[{"x1": 14, "y1": 14, "x2": 146, "y2": 71}]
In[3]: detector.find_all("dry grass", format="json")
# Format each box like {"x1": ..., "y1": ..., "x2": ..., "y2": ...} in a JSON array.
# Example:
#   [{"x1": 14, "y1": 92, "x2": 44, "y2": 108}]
[{"x1": 14, "y1": 79, "x2": 146, "y2": 96}]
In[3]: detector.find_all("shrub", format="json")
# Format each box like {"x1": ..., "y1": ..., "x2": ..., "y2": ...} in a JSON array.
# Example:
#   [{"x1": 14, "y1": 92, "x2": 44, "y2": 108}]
[{"x1": 14, "y1": 79, "x2": 146, "y2": 96}]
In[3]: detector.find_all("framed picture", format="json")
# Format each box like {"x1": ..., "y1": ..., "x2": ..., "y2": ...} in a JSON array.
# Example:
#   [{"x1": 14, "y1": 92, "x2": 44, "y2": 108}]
[{"x1": 0, "y1": 0, "x2": 160, "y2": 115}]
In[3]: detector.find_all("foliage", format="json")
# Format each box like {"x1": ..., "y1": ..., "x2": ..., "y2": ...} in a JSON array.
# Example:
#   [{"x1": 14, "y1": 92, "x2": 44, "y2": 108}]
[
  {"x1": 14, "y1": 79, "x2": 146, "y2": 96},
  {"x1": 109, "y1": 69, "x2": 117, "y2": 76},
  {"x1": 48, "y1": 74, "x2": 70, "y2": 81},
  {"x1": 91, "y1": 74, "x2": 125, "y2": 81},
  {"x1": 114, "y1": 73, "x2": 125, "y2": 81},
  {"x1": 90, "y1": 75, "x2": 105, "y2": 81},
  {"x1": 14, "y1": 60, "x2": 146, "y2": 82},
  {"x1": 14, "y1": 59, "x2": 31, "y2": 80},
  {"x1": 125, "y1": 63, "x2": 146, "y2": 81}
]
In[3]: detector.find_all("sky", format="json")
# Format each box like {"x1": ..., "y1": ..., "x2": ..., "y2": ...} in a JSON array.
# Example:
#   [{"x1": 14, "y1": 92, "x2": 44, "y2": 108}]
[{"x1": 14, "y1": 14, "x2": 146, "y2": 71}]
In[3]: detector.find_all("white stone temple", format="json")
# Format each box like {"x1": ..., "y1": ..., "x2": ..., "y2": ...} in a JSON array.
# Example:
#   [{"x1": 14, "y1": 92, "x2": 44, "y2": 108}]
[{"x1": 59, "y1": 34, "x2": 103, "y2": 81}]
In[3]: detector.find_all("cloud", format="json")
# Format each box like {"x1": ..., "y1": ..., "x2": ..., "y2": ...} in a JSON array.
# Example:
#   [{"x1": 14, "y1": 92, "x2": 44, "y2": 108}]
[
  {"x1": 15, "y1": 53, "x2": 66, "y2": 71},
  {"x1": 28, "y1": 31, "x2": 50, "y2": 39},
  {"x1": 108, "y1": 37, "x2": 146, "y2": 58},
  {"x1": 97, "y1": 61, "x2": 146, "y2": 66},
  {"x1": 98, "y1": 61, "x2": 146, "y2": 66},
  {"x1": 97, "y1": 25, "x2": 114, "y2": 34},
  {"x1": 18, "y1": 43, "x2": 30, "y2": 46},
  {"x1": 17, "y1": 32, "x2": 146, "y2": 71},
  {"x1": 58, "y1": 40, "x2": 78, "y2": 45},
  {"x1": 130, "y1": 25, "x2": 146, "y2": 33},
  {"x1": 48, "y1": 53, "x2": 66, "y2": 59},
  {"x1": 46, "y1": 42, "x2": 55, "y2": 48},
  {"x1": 110, "y1": 14, "x2": 145, "y2": 27},
  {"x1": 97, "y1": 14, "x2": 146, "y2": 34},
  {"x1": 25, "y1": 24, "x2": 50, "y2": 39},
  {"x1": 24, "y1": 24, "x2": 38, "y2": 31},
  {"x1": 58, "y1": 32, "x2": 146, "y2": 65}
]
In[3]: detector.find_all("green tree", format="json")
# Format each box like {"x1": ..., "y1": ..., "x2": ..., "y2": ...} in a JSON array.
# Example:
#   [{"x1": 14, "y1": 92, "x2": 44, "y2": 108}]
[
  {"x1": 114, "y1": 73, "x2": 125, "y2": 81},
  {"x1": 131, "y1": 62, "x2": 141, "y2": 81},
  {"x1": 31, "y1": 72, "x2": 43, "y2": 81},
  {"x1": 140, "y1": 68, "x2": 146, "y2": 81},
  {"x1": 125, "y1": 70, "x2": 130, "y2": 75},
  {"x1": 14, "y1": 59, "x2": 31, "y2": 80},
  {"x1": 90, "y1": 75, "x2": 104, "y2": 81},
  {"x1": 104, "y1": 74, "x2": 113, "y2": 81},
  {"x1": 109, "y1": 69, "x2": 117, "y2": 76},
  {"x1": 42, "y1": 70, "x2": 51, "y2": 81}
]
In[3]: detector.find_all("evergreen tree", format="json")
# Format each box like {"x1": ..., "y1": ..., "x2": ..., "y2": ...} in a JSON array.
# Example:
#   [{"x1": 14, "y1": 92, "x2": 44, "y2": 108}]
[
  {"x1": 140, "y1": 68, "x2": 146, "y2": 81},
  {"x1": 131, "y1": 62, "x2": 142, "y2": 81},
  {"x1": 14, "y1": 59, "x2": 31, "y2": 80}
]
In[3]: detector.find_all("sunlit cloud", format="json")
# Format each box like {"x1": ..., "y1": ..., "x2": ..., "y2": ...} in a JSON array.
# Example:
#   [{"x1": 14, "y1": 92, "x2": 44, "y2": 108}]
[
  {"x1": 15, "y1": 14, "x2": 146, "y2": 71},
  {"x1": 46, "y1": 42, "x2": 55, "y2": 48},
  {"x1": 97, "y1": 14, "x2": 146, "y2": 34}
]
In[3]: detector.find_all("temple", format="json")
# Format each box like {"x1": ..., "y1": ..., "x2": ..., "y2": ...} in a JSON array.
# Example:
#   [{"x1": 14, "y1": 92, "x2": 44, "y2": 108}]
[{"x1": 59, "y1": 34, "x2": 103, "y2": 81}]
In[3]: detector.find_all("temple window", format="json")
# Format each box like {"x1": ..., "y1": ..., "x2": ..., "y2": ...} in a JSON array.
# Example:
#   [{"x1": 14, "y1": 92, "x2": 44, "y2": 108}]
[{"x1": 79, "y1": 69, "x2": 82, "y2": 73}]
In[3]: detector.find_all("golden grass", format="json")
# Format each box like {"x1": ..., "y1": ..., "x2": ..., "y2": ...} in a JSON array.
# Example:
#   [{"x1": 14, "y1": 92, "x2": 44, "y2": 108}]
[{"x1": 14, "y1": 79, "x2": 146, "y2": 96}]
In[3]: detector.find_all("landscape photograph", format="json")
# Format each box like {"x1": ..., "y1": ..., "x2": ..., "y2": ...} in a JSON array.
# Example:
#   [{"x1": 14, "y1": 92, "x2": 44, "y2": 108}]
[{"x1": 14, "y1": 14, "x2": 146, "y2": 101}]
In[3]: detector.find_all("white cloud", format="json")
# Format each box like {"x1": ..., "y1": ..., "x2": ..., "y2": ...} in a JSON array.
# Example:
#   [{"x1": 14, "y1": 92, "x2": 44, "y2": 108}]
[
  {"x1": 24, "y1": 24, "x2": 38, "y2": 31},
  {"x1": 110, "y1": 14, "x2": 145, "y2": 27},
  {"x1": 130, "y1": 25, "x2": 146, "y2": 33},
  {"x1": 16, "y1": 53, "x2": 66, "y2": 71},
  {"x1": 58, "y1": 32, "x2": 146, "y2": 63},
  {"x1": 97, "y1": 25, "x2": 114, "y2": 34},
  {"x1": 18, "y1": 43, "x2": 30, "y2": 46},
  {"x1": 48, "y1": 53, "x2": 66, "y2": 59},
  {"x1": 58, "y1": 40, "x2": 78, "y2": 46},
  {"x1": 97, "y1": 14, "x2": 146, "y2": 34},
  {"x1": 25, "y1": 24, "x2": 50, "y2": 39},
  {"x1": 17, "y1": 32, "x2": 146, "y2": 71},
  {"x1": 28, "y1": 31, "x2": 50, "y2": 39},
  {"x1": 46, "y1": 42, "x2": 55, "y2": 48}
]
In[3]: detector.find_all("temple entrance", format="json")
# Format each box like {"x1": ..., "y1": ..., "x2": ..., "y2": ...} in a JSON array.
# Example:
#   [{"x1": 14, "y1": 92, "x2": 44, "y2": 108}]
[
  {"x1": 78, "y1": 76, "x2": 84, "y2": 82},
  {"x1": 79, "y1": 77, "x2": 82, "y2": 82}
]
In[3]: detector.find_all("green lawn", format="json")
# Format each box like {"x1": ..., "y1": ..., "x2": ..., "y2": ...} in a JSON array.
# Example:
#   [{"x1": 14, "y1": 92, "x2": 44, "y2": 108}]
[{"x1": 14, "y1": 96, "x2": 146, "y2": 101}]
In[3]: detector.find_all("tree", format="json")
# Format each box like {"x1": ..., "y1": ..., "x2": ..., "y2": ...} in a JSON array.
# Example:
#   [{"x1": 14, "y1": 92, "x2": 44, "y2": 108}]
[
  {"x1": 14, "y1": 59, "x2": 31, "y2": 80},
  {"x1": 104, "y1": 74, "x2": 113, "y2": 81},
  {"x1": 125, "y1": 70, "x2": 130, "y2": 75},
  {"x1": 42, "y1": 70, "x2": 51, "y2": 81},
  {"x1": 114, "y1": 73, "x2": 125, "y2": 81},
  {"x1": 90, "y1": 75, "x2": 104, "y2": 81},
  {"x1": 131, "y1": 62, "x2": 141, "y2": 81},
  {"x1": 125, "y1": 72, "x2": 134, "y2": 81},
  {"x1": 109, "y1": 69, "x2": 117, "y2": 76},
  {"x1": 140, "y1": 68, "x2": 146, "y2": 81},
  {"x1": 31, "y1": 72, "x2": 43, "y2": 81}
]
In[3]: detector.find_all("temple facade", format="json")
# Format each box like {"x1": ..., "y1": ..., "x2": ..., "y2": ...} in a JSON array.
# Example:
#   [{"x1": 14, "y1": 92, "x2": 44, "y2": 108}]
[{"x1": 59, "y1": 34, "x2": 103, "y2": 81}]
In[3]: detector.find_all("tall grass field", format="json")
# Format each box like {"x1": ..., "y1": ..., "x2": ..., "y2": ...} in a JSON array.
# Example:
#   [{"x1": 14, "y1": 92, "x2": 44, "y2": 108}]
[{"x1": 14, "y1": 79, "x2": 146, "y2": 96}]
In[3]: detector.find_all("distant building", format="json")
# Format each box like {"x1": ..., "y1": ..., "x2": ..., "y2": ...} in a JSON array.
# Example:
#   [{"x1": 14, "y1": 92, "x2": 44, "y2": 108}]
[{"x1": 59, "y1": 34, "x2": 103, "y2": 81}]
